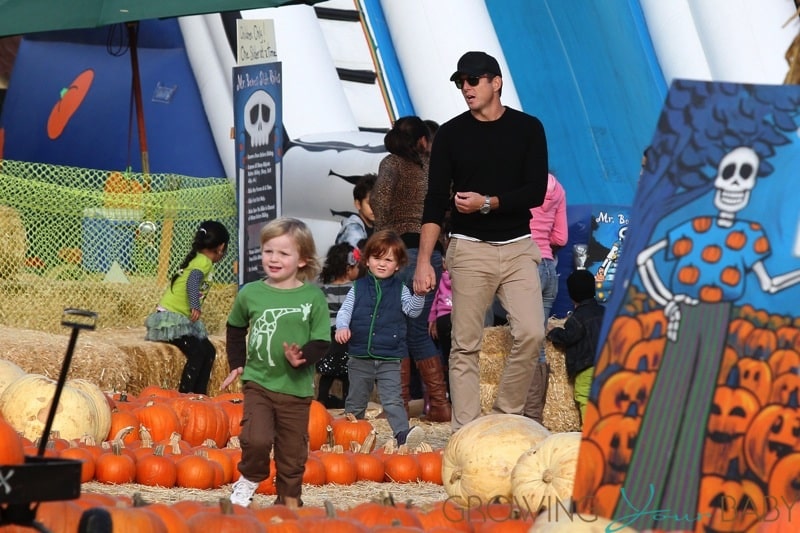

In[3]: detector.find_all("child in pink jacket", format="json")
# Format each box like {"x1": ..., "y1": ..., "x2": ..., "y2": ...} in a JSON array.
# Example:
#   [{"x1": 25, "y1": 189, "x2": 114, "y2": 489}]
[{"x1": 428, "y1": 268, "x2": 452, "y2": 399}]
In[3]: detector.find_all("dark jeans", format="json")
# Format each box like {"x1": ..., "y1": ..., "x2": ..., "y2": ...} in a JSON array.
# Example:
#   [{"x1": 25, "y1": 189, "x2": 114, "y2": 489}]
[
  {"x1": 238, "y1": 381, "x2": 311, "y2": 499},
  {"x1": 169, "y1": 335, "x2": 216, "y2": 395}
]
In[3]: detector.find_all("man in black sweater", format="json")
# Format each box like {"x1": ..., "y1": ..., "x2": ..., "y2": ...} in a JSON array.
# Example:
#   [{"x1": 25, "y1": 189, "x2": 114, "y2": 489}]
[{"x1": 413, "y1": 51, "x2": 549, "y2": 431}]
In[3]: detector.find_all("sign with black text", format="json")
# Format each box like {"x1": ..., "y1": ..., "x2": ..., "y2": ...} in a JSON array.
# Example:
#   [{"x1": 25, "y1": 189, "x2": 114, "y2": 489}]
[{"x1": 233, "y1": 62, "x2": 282, "y2": 285}]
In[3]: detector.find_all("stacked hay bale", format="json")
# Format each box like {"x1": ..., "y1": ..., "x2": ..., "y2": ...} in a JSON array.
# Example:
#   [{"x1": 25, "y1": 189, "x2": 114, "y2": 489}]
[
  {"x1": 0, "y1": 206, "x2": 27, "y2": 280},
  {"x1": 479, "y1": 326, "x2": 512, "y2": 414},
  {"x1": 88, "y1": 329, "x2": 236, "y2": 396},
  {"x1": 543, "y1": 318, "x2": 582, "y2": 432},
  {"x1": 478, "y1": 323, "x2": 581, "y2": 432},
  {"x1": 0, "y1": 325, "x2": 131, "y2": 392}
]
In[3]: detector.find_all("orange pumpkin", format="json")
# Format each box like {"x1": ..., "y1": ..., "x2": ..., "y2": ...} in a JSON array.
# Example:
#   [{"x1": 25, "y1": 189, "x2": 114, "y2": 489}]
[
  {"x1": 702, "y1": 370, "x2": 760, "y2": 477},
  {"x1": 720, "y1": 266, "x2": 742, "y2": 286},
  {"x1": 135, "y1": 445, "x2": 178, "y2": 487},
  {"x1": 671, "y1": 236, "x2": 693, "y2": 257},
  {"x1": 696, "y1": 459, "x2": 766, "y2": 533},
  {"x1": 138, "y1": 501, "x2": 189, "y2": 533},
  {"x1": 186, "y1": 499, "x2": 264, "y2": 533},
  {"x1": 414, "y1": 500, "x2": 473, "y2": 532},
  {"x1": 176, "y1": 453, "x2": 216, "y2": 489},
  {"x1": 735, "y1": 356, "x2": 773, "y2": 406},
  {"x1": 572, "y1": 438, "x2": 607, "y2": 514},
  {"x1": 215, "y1": 396, "x2": 244, "y2": 438},
  {"x1": 416, "y1": 445, "x2": 444, "y2": 485},
  {"x1": 725, "y1": 229, "x2": 747, "y2": 250},
  {"x1": 302, "y1": 453, "x2": 327, "y2": 485},
  {"x1": 383, "y1": 452, "x2": 421, "y2": 483},
  {"x1": 766, "y1": 452, "x2": 800, "y2": 512},
  {"x1": 597, "y1": 369, "x2": 654, "y2": 417},
  {"x1": 108, "y1": 410, "x2": 141, "y2": 444},
  {"x1": 346, "y1": 500, "x2": 423, "y2": 528},
  {"x1": 768, "y1": 348, "x2": 800, "y2": 377},
  {"x1": 596, "y1": 315, "x2": 644, "y2": 371},
  {"x1": 171, "y1": 396, "x2": 230, "y2": 447},
  {"x1": 717, "y1": 346, "x2": 740, "y2": 386},
  {"x1": 352, "y1": 451, "x2": 384, "y2": 482},
  {"x1": 94, "y1": 442, "x2": 136, "y2": 484},
  {"x1": 677, "y1": 264, "x2": 700, "y2": 285},
  {"x1": 701, "y1": 244, "x2": 723, "y2": 263},
  {"x1": 135, "y1": 401, "x2": 182, "y2": 442},
  {"x1": 198, "y1": 440, "x2": 235, "y2": 485},
  {"x1": 744, "y1": 401, "x2": 800, "y2": 483},
  {"x1": 693, "y1": 217, "x2": 713, "y2": 232},
  {"x1": 744, "y1": 327, "x2": 778, "y2": 359},
  {"x1": 699, "y1": 284, "x2": 724, "y2": 303},
  {"x1": 308, "y1": 400, "x2": 333, "y2": 451},
  {"x1": 0, "y1": 415, "x2": 25, "y2": 464},
  {"x1": 319, "y1": 447, "x2": 357, "y2": 485},
  {"x1": 103, "y1": 506, "x2": 169, "y2": 533},
  {"x1": 775, "y1": 325, "x2": 800, "y2": 351},
  {"x1": 587, "y1": 405, "x2": 641, "y2": 485},
  {"x1": 637, "y1": 309, "x2": 668, "y2": 339},
  {"x1": 728, "y1": 318, "x2": 756, "y2": 355},
  {"x1": 623, "y1": 337, "x2": 666, "y2": 372},
  {"x1": 331, "y1": 413, "x2": 374, "y2": 448},
  {"x1": 770, "y1": 371, "x2": 800, "y2": 405},
  {"x1": 59, "y1": 445, "x2": 97, "y2": 483}
]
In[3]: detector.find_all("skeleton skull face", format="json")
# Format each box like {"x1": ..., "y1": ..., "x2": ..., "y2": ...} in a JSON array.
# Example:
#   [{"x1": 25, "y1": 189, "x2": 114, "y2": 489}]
[
  {"x1": 713, "y1": 146, "x2": 758, "y2": 215},
  {"x1": 244, "y1": 90, "x2": 276, "y2": 148}
]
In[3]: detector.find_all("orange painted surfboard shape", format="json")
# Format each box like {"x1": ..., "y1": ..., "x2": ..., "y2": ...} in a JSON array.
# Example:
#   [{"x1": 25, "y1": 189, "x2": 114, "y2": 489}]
[{"x1": 47, "y1": 69, "x2": 94, "y2": 140}]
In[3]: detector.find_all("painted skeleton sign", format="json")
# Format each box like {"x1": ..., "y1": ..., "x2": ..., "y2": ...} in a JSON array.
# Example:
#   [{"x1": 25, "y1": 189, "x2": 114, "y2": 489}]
[{"x1": 573, "y1": 80, "x2": 800, "y2": 532}]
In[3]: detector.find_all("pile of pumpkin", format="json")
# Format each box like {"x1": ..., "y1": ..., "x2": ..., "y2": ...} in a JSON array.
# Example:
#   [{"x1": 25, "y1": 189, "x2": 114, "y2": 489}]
[
  {"x1": 0, "y1": 358, "x2": 633, "y2": 531},
  {"x1": 0, "y1": 359, "x2": 446, "y2": 489}
]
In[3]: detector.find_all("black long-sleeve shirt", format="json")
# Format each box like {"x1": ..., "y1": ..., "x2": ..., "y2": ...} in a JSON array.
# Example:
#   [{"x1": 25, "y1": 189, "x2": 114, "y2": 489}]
[{"x1": 422, "y1": 107, "x2": 548, "y2": 241}]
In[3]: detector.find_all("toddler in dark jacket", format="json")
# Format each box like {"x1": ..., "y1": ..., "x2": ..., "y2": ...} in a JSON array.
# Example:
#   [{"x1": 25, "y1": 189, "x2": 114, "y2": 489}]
[{"x1": 547, "y1": 269, "x2": 605, "y2": 423}]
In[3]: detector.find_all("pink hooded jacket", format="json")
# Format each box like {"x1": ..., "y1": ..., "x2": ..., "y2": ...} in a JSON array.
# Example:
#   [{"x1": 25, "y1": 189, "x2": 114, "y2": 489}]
[
  {"x1": 529, "y1": 173, "x2": 568, "y2": 260},
  {"x1": 428, "y1": 269, "x2": 452, "y2": 322}
]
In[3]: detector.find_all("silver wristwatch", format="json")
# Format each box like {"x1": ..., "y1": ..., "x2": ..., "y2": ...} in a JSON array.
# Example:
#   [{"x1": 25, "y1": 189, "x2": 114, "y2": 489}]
[{"x1": 479, "y1": 195, "x2": 491, "y2": 214}]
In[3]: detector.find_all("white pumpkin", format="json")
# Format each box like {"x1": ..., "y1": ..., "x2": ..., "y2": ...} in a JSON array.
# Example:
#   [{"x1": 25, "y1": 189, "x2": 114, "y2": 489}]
[
  {"x1": 511, "y1": 431, "x2": 582, "y2": 512},
  {"x1": 442, "y1": 414, "x2": 551, "y2": 506},
  {"x1": 68, "y1": 378, "x2": 112, "y2": 442},
  {"x1": 531, "y1": 509, "x2": 639, "y2": 532},
  {"x1": 0, "y1": 359, "x2": 26, "y2": 397},
  {"x1": 0, "y1": 373, "x2": 103, "y2": 442}
]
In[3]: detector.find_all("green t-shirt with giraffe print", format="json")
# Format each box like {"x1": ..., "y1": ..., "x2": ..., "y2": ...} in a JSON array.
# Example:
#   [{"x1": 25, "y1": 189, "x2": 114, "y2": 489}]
[{"x1": 227, "y1": 280, "x2": 330, "y2": 397}]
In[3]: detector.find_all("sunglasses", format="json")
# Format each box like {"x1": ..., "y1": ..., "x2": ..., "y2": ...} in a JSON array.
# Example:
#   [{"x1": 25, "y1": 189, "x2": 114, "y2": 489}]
[{"x1": 454, "y1": 75, "x2": 492, "y2": 90}]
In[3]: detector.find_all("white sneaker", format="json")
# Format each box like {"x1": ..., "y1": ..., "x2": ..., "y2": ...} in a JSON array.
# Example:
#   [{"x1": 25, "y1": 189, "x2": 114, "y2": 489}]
[
  {"x1": 230, "y1": 476, "x2": 258, "y2": 507},
  {"x1": 396, "y1": 426, "x2": 425, "y2": 449}
]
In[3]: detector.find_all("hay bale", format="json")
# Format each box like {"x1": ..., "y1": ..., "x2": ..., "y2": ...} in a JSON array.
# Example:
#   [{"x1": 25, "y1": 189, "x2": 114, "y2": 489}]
[
  {"x1": 479, "y1": 326, "x2": 512, "y2": 384},
  {"x1": 0, "y1": 206, "x2": 26, "y2": 280},
  {"x1": 0, "y1": 326, "x2": 131, "y2": 392},
  {"x1": 543, "y1": 318, "x2": 582, "y2": 432},
  {"x1": 480, "y1": 382, "x2": 498, "y2": 414},
  {"x1": 476, "y1": 323, "x2": 581, "y2": 430},
  {"x1": 478, "y1": 326, "x2": 512, "y2": 413},
  {"x1": 92, "y1": 328, "x2": 236, "y2": 396}
]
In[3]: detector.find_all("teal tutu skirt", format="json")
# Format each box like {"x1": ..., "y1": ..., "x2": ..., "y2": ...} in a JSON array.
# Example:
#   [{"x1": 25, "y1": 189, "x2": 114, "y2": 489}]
[{"x1": 144, "y1": 310, "x2": 208, "y2": 341}]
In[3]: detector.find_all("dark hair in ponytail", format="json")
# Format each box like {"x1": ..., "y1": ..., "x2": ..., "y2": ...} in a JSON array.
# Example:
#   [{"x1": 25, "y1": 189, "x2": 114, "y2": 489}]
[
  {"x1": 170, "y1": 220, "x2": 230, "y2": 287},
  {"x1": 383, "y1": 116, "x2": 431, "y2": 168}
]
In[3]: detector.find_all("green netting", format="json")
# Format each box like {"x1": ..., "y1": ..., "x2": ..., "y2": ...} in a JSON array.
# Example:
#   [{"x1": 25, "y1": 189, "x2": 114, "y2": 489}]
[{"x1": 0, "y1": 160, "x2": 238, "y2": 334}]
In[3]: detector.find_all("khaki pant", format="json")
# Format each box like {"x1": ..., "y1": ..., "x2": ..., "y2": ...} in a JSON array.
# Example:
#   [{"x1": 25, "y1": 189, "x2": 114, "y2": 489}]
[
  {"x1": 238, "y1": 381, "x2": 311, "y2": 499},
  {"x1": 447, "y1": 237, "x2": 545, "y2": 430}
]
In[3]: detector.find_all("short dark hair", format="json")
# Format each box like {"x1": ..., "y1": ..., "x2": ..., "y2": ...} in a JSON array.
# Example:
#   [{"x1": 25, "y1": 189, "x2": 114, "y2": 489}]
[
  {"x1": 353, "y1": 174, "x2": 377, "y2": 202},
  {"x1": 567, "y1": 270, "x2": 596, "y2": 302}
]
